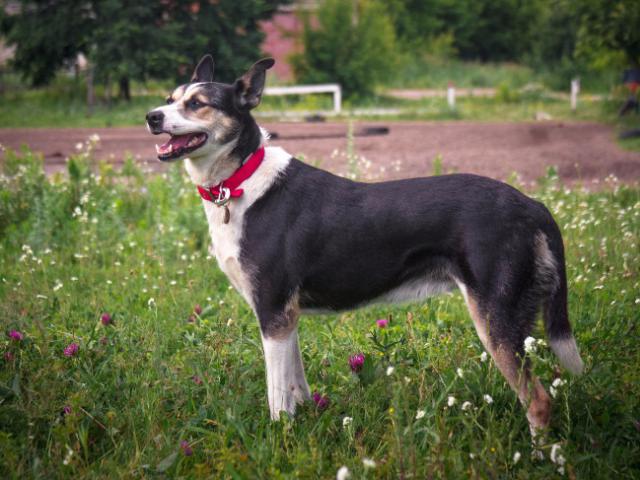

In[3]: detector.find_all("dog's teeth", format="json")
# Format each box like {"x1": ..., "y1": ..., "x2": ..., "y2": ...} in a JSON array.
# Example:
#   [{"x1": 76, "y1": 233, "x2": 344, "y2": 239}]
[
  {"x1": 155, "y1": 144, "x2": 161, "y2": 154},
  {"x1": 167, "y1": 144, "x2": 173, "y2": 153}
]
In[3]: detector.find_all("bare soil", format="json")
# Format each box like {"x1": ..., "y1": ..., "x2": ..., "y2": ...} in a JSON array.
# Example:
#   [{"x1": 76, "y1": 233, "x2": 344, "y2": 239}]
[{"x1": 1, "y1": 121, "x2": 639, "y2": 185}]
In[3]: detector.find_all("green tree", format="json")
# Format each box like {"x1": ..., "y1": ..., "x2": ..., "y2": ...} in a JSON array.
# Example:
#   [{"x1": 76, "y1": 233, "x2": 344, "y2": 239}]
[
  {"x1": 292, "y1": 0, "x2": 398, "y2": 98},
  {"x1": 1, "y1": 0, "x2": 286, "y2": 100},
  {"x1": 0, "y1": 0, "x2": 93, "y2": 86},
  {"x1": 574, "y1": 0, "x2": 640, "y2": 69}
]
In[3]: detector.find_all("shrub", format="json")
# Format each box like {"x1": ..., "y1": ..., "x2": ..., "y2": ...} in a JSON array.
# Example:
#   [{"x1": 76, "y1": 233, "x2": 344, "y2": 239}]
[{"x1": 291, "y1": 0, "x2": 398, "y2": 99}]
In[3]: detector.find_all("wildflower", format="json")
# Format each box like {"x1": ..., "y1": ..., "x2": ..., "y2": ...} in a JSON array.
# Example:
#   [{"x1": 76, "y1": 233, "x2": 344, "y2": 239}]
[
  {"x1": 148, "y1": 297, "x2": 156, "y2": 308},
  {"x1": 100, "y1": 313, "x2": 112, "y2": 326},
  {"x1": 194, "y1": 304, "x2": 202, "y2": 315},
  {"x1": 342, "y1": 416, "x2": 353, "y2": 427},
  {"x1": 62, "y1": 406, "x2": 72, "y2": 416},
  {"x1": 513, "y1": 451, "x2": 521, "y2": 464},
  {"x1": 187, "y1": 314, "x2": 196, "y2": 323},
  {"x1": 348, "y1": 353, "x2": 365, "y2": 373},
  {"x1": 415, "y1": 409, "x2": 426, "y2": 420},
  {"x1": 376, "y1": 318, "x2": 388, "y2": 328},
  {"x1": 550, "y1": 377, "x2": 566, "y2": 398},
  {"x1": 447, "y1": 396, "x2": 456, "y2": 407},
  {"x1": 483, "y1": 394, "x2": 494, "y2": 404},
  {"x1": 180, "y1": 440, "x2": 193, "y2": 456},
  {"x1": 456, "y1": 368, "x2": 464, "y2": 379},
  {"x1": 312, "y1": 392, "x2": 330, "y2": 410},
  {"x1": 336, "y1": 466, "x2": 350, "y2": 480},
  {"x1": 8, "y1": 330, "x2": 23, "y2": 341},
  {"x1": 63, "y1": 343, "x2": 79, "y2": 357},
  {"x1": 386, "y1": 365, "x2": 395, "y2": 376},
  {"x1": 192, "y1": 375, "x2": 203, "y2": 385},
  {"x1": 550, "y1": 443, "x2": 566, "y2": 474},
  {"x1": 461, "y1": 401, "x2": 473, "y2": 411},
  {"x1": 63, "y1": 445, "x2": 74, "y2": 465},
  {"x1": 480, "y1": 351, "x2": 488, "y2": 362},
  {"x1": 53, "y1": 281, "x2": 63, "y2": 292},
  {"x1": 524, "y1": 336, "x2": 537, "y2": 353},
  {"x1": 4, "y1": 351, "x2": 14, "y2": 361},
  {"x1": 362, "y1": 458, "x2": 376, "y2": 469}
]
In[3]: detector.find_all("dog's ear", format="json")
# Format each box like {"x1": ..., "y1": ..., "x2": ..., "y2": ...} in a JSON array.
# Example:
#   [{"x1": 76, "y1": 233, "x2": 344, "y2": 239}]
[
  {"x1": 233, "y1": 58, "x2": 275, "y2": 111},
  {"x1": 191, "y1": 55, "x2": 215, "y2": 83}
]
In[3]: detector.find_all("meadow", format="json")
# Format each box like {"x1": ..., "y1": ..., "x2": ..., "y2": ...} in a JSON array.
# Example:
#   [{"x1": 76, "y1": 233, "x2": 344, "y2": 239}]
[{"x1": 0, "y1": 140, "x2": 639, "y2": 479}]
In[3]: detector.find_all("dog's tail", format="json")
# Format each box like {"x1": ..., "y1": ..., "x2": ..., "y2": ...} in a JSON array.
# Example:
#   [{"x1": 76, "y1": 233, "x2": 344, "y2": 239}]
[{"x1": 537, "y1": 229, "x2": 584, "y2": 375}]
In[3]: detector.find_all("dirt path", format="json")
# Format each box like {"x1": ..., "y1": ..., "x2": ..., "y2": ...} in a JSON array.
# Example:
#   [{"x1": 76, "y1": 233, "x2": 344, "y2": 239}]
[{"x1": 1, "y1": 121, "x2": 639, "y2": 185}]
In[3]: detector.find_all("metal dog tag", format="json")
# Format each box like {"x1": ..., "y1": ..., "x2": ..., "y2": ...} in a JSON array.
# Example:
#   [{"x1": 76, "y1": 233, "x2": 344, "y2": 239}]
[{"x1": 213, "y1": 187, "x2": 231, "y2": 224}]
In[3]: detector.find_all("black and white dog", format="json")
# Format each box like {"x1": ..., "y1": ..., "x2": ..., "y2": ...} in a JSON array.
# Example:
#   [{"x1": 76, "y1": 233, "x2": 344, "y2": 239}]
[{"x1": 146, "y1": 55, "x2": 584, "y2": 438}]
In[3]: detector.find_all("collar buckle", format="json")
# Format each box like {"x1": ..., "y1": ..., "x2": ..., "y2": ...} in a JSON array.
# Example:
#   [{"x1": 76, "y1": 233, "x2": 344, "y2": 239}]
[{"x1": 213, "y1": 186, "x2": 231, "y2": 206}]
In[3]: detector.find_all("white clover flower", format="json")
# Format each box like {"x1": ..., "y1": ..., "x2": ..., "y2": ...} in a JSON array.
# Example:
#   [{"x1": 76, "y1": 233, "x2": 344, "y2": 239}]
[
  {"x1": 71, "y1": 277, "x2": 78, "y2": 282},
  {"x1": 148, "y1": 297, "x2": 156, "y2": 308},
  {"x1": 447, "y1": 396, "x2": 456, "y2": 407},
  {"x1": 336, "y1": 466, "x2": 350, "y2": 480},
  {"x1": 461, "y1": 401, "x2": 472, "y2": 411},
  {"x1": 53, "y1": 281, "x2": 63, "y2": 292},
  {"x1": 513, "y1": 451, "x2": 521, "y2": 464},
  {"x1": 552, "y1": 378, "x2": 566, "y2": 388},
  {"x1": 550, "y1": 444, "x2": 565, "y2": 466},
  {"x1": 342, "y1": 416, "x2": 353, "y2": 427},
  {"x1": 415, "y1": 409, "x2": 426, "y2": 420},
  {"x1": 386, "y1": 366, "x2": 395, "y2": 376},
  {"x1": 524, "y1": 336, "x2": 537, "y2": 353},
  {"x1": 362, "y1": 458, "x2": 376, "y2": 469},
  {"x1": 480, "y1": 351, "x2": 488, "y2": 362},
  {"x1": 483, "y1": 394, "x2": 493, "y2": 404},
  {"x1": 226, "y1": 318, "x2": 233, "y2": 327},
  {"x1": 456, "y1": 368, "x2": 464, "y2": 379}
]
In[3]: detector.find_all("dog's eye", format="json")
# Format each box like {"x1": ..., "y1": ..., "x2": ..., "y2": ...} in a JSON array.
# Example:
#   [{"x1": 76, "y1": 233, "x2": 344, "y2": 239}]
[
  {"x1": 166, "y1": 97, "x2": 174, "y2": 105},
  {"x1": 187, "y1": 98, "x2": 203, "y2": 109}
]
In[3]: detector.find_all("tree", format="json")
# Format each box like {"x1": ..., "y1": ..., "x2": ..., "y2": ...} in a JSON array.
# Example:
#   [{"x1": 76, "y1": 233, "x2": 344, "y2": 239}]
[
  {"x1": 0, "y1": 0, "x2": 93, "y2": 86},
  {"x1": 574, "y1": 0, "x2": 640, "y2": 69},
  {"x1": 292, "y1": 0, "x2": 398, "y2": 98},
  {"x1": 1, "y1": 0, "x2": 287, "y2": 100}
]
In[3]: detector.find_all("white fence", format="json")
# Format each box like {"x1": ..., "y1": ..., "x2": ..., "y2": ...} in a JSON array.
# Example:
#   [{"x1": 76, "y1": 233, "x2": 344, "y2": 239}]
[{"x1": 264, "y1": 84, "x2": 342, "y2": 114}]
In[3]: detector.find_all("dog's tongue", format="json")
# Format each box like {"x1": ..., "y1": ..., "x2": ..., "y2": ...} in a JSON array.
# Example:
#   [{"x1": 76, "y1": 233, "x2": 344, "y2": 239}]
[{"x1": 159, "y1": 133, "x2": 193, "y2": 153}]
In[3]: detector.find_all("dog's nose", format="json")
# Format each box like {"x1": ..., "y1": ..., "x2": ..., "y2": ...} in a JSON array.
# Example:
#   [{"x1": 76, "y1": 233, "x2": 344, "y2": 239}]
[{"x1": 146, "y1": 110, "x2": 165, "y2": 131}]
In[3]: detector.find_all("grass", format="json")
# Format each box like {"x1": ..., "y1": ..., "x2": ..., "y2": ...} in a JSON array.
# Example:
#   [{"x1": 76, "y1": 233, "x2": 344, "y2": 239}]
[
  {"x1": 1, "y1": 66, "x2": 638, "y2": 136},
  {"x1": 0, "y1": 143, "x2": 639, "y2": 479}
]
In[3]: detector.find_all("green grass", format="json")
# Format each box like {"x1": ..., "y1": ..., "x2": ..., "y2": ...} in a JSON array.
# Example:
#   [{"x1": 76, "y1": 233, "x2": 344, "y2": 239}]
[
  {"x1": 1, "y1": 145, "x2": 639, "y2": 478},
  {"x1": 1, "y1": 66, "x2": 637, "y2": 132}
]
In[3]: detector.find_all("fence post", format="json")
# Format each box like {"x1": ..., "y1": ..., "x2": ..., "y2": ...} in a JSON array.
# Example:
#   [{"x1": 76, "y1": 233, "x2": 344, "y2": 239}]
[
  {"x1": 570, "y1": 78, "x2": 580, "y2": 112},
  {"x1": 447, "y1": 82, "x2": 456, "y2": 110}
]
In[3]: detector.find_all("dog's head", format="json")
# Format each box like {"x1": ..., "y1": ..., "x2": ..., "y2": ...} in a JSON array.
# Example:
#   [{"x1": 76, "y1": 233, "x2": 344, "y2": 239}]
[{"x1": 146, "y1": 55, "x2": 274, "y2": 162}]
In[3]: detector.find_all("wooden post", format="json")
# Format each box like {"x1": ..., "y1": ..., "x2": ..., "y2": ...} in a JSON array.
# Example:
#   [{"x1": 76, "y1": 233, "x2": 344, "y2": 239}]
[
  {"x1": 447, "y1": 82, "x2": 456, "y2": 110},
  {"x1": 570, "y1": 78, "x2": 580, "y2": 112}
]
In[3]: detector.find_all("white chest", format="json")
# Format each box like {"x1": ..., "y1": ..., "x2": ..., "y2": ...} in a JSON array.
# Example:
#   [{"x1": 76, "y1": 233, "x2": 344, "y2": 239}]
[
  {"x1": 203, "y1": 200, "x2": 255, "y2": 308},
  {"x1": 196, "y1": 145, "x2": 292, "y2": 310}
]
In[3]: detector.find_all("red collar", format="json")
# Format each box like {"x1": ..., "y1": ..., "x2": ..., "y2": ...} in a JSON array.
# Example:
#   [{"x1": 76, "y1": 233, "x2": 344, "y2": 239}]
[{"x1": 197, "y1": 146, "x2": 265, "y2": 203}]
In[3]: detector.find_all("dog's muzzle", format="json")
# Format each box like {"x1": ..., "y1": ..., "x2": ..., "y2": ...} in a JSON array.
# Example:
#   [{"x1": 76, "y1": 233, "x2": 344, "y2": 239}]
[{"x1": 146, "y1": 110, "x2": 165, "y2": 133}]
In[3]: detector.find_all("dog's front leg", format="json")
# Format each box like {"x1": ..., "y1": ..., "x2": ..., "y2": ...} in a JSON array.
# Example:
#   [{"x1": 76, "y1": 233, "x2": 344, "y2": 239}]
[{"x1": 260, "y1": 325, "x2": 311, "y2": 420}]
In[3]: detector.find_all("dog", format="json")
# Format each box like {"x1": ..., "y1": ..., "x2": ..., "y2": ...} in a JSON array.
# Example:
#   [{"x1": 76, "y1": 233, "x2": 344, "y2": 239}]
[{"x1": 146, "y1": 55, "x2": 584, "y2": 440}]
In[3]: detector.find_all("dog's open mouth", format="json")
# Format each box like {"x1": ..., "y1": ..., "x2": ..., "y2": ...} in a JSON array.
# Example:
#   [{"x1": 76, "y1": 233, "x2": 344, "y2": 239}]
[{"x1": 155, "y1": 132, "x2": 208, "y2": 161}]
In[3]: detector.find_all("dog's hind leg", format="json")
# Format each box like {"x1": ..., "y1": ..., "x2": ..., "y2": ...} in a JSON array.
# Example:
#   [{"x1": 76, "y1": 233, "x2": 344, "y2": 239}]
[
  {"x1": 459, "y1": 283, "x2": 551, "y2": 445},
  {"x1": 258, "y1": 295, "x2": 311, "y2": 420}
]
